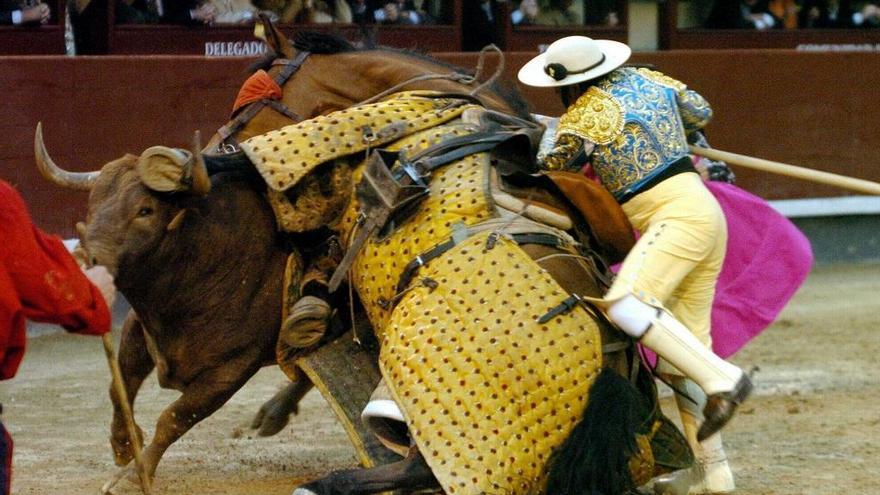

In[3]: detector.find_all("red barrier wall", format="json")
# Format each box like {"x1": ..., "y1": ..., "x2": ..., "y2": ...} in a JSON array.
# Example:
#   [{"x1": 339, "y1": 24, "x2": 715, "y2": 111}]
[{"x1": 2, "y1": 51, "x2": 878, "y2": 235}]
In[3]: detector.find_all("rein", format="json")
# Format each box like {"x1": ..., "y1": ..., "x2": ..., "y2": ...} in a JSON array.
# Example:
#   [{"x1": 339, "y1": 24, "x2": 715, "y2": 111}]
[
  {"x1": 211, "y1": 46, "x2": 507, "y2": 154},
  {"x1": 212, "y1": 50, "x2": 311, "y2": 153},
  {"x1": 357, "y1": 44, "x2": 506, "y2": 106}
]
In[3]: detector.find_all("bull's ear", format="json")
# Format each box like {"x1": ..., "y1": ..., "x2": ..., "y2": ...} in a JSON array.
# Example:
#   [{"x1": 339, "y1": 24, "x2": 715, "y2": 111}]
[
  {"x1": 137, "y1": 145, "x2": 209, "y2": 197},
  {"x1": 167, "y1": 209, "x2": 187, "y2": 231},
  {"x1": 137, "y1": 146, "x2": 193, "y2": 193}
]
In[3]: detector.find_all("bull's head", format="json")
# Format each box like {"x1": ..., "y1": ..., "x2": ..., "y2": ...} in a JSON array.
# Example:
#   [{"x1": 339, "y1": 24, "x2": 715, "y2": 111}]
[{"x1": 34, "y1": 124, "x2": 210, "y2": 282}]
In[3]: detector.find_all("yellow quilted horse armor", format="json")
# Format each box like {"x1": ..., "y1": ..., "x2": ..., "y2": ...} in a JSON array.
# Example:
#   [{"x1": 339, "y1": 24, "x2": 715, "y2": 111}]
[{"x1": 242, "y1": 91, "x2": 659, "y2": 493}]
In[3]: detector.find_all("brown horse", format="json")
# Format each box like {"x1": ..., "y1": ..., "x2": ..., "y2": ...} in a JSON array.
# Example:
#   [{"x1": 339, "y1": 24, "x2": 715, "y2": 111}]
[
  {"x1": 201, "y1": 22, "x2": 685, "y2": 495},
  {"x1": 205, "y1": 18, "x2": 529, "y2": 152},
  {"x1": 213, "y1": 18, "x2": 537, "y2": 438},
  {"x1": 81, "y1": 19, "x2": 549, "y2": 489}
]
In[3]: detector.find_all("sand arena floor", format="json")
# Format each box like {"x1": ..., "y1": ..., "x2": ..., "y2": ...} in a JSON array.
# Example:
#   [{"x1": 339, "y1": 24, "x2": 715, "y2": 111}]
[{"x1": 2, "y1": 263, "x2": 879, "y2": 495}]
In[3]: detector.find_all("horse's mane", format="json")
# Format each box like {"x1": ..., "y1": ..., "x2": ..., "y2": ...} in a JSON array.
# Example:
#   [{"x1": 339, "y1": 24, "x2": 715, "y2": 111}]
[
  {"x1": 250, "y1": 31, "x2": 531, "y2": 119},
  {"x1": 292, "y1": 31, "x2": 356, "y2": 54}
]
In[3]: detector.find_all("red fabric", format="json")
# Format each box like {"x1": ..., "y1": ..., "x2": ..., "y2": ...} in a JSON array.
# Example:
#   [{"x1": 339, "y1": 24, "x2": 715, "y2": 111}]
[
  {"x1": 231, "y1": 69, "x2": 283, "y2": 116},
  {"x1": 0, "y1": 180, "x2": 110, "y2": 380}
]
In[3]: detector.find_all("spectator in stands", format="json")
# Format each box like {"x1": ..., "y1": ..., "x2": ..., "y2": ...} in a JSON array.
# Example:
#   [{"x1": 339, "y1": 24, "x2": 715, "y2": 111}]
[
  {"x1": 114, "y1": 0, "x2": 158, "y2": 24},
  {"x1": 0, "y1": 1, "x2": 50, "y2": 25},
  {"x1": 512, "y1": 0, "x2": 540, "y2": 25},
  {"x1": 584, "y1": 0, "x2": 619, "y2": 26},
  {"x1": 1, "y1": 179, "x2": 116, "y2": 495},
  {"x1": 769, "y1": 0, "x2": 799, "y2": 28},
  {"x1": 163, "y1": 0, "x2": 218, "y2": 24},
  {"x1": 374, "y1": 0, "x2": 420, "y2": 24},
  {"x1": 536, "y1": 0, "x2": 579, "y2": 26},
  {"x1": 704, "y1": 0, "x2": 781, "y2": 29},
  {"x1": 411, "y1": 0, "x2": 436, "y2": 24},
  {"x1": 462, "y1": 0, "x2": 501, "y2": 50},
  {"x1": 114, "y1": 0, "x2": 217, "y2": 24},
  {"x1": 800, "y1": 0, "x2": 880, "y2": 27},
  {"x1": 349, "y1": 0, "x2": 376, "y2": 23}
]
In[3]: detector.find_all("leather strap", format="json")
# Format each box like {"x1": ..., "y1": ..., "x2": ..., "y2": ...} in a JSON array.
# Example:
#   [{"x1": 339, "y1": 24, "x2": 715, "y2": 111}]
[
  {"x1": 213, "y1": 51, "x2": 311, "y2": 152},
  {"x1": 396, "y1": 232, "x2": 567, "y2": 296}
]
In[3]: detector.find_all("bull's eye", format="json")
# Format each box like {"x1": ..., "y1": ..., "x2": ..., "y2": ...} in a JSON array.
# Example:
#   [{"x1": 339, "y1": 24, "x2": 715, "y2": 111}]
[{"x1": 137, "y1": 207, "x2": 154, "y2": 217}]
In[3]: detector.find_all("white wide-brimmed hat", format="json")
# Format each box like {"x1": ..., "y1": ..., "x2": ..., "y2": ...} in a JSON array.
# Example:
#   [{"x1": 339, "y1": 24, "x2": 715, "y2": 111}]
[{"x1": 518, "y1": 36, "x2": 632, "y2": 88}]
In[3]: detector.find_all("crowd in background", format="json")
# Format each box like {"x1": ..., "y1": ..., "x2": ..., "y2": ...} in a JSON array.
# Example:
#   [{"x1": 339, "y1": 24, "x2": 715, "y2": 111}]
[
  {"x1": 4, "y1": 0, "x2": 878, "y2": 29},
  {"x1": 110, "y1": 0, "x2": 448, "y2": 25},
  {"x1": 704, "y1": 0, "x2": 880, "y2": 29}
]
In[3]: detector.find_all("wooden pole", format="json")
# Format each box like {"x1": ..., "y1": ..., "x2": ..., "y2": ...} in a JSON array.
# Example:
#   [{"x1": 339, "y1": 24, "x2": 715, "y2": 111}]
[
  {"x1": 102, "y1": 333, "x2": 152, "y2": 495},
  {"x1": 689, "y1": 145, "x2": 880, "y2": 196}
]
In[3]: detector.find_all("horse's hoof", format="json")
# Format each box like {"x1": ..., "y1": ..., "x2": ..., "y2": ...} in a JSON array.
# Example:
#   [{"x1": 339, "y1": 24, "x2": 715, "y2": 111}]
[{"x1": 291, "y1": 488, "x2": 319, "y2": 495}]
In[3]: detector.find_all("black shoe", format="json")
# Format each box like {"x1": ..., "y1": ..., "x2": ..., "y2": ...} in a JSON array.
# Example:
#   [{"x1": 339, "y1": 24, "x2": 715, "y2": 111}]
[{"x1": 697, "y1": 373, "x2": 753, "y2": 441}]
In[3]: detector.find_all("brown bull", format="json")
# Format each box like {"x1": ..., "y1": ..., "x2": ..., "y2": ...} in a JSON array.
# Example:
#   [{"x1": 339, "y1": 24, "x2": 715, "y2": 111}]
[{"x1": 33, "y1": 128, "x2": 313, "y2": 484}]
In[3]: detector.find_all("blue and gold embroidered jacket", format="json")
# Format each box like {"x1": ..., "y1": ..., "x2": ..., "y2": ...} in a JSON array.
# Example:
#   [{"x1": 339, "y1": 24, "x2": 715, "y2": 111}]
[{"x1": 542, "y1": 67, "x2": 712, "y2": 201}]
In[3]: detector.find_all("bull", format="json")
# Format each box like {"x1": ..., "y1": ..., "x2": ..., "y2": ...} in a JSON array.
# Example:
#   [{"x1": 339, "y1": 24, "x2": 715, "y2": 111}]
[{"x1": 33, "y1": 127, "x2": 314, "y2": 484}]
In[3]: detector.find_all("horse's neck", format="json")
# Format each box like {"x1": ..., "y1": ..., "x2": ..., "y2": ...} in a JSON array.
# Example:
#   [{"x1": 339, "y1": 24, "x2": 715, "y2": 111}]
[{"x1": 300, "y1": 51, "x2": 514, "y2": 115}]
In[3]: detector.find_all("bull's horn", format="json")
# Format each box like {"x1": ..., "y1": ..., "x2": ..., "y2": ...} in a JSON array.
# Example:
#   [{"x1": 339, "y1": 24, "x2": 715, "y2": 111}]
[
  {"x1": 190, "y1": 131, "x2": 211, "y2": 196},
  {"x1": 34, "y1": 122, "x2": 99, "y2": 191}
]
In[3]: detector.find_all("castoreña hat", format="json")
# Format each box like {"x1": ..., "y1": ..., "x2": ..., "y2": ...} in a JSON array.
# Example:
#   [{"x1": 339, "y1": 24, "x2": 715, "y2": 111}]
[{"x1": 518, "y1": 36, "x2": 631, "y2": 88}]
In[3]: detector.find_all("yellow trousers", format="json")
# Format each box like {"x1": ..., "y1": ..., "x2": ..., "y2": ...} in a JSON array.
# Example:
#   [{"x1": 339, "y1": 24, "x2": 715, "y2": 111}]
[{"x1": 605, "y1": 172, "x2": 727, "y2": 347}]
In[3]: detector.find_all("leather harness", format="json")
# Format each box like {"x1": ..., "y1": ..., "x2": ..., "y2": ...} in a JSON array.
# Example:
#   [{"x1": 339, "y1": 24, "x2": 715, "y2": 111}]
[{"x1": 214, "y1": 51, "x2": 311, "y2": 153}]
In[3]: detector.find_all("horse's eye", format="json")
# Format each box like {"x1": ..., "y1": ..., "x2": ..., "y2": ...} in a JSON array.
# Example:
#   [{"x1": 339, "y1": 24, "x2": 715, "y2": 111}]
[{"x1": 137, "y1": 207, "x2": 154, "y2": 217}]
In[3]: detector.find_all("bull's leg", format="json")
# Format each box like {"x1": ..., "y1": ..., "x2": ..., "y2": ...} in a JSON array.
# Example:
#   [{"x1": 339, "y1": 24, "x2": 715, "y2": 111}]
[
  {"x1": 251, "y1": 370, "x2": 314, "y2": 437},
  {"x1": 109, "y1": 311, "x2": 154, "y2": 466},
  {"x1": 132, "y1": 355, "x2": 263, "y2": 480},
  {"x1": 292, "y1": 446, "x2": 438, "y2": 495}
]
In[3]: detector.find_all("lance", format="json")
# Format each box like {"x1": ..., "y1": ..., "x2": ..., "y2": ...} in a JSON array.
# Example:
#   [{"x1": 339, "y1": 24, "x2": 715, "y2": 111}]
[
  {"x1": 689, "y1": 145, "x2": 880, "y2": 196},
  {"x1": 101, "y1": 333, "x2": 152, "y2": 495}
]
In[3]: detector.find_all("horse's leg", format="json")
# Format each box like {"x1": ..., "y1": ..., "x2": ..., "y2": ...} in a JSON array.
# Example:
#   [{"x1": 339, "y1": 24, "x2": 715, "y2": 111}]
[
  {"x1": 251, "y1": 368, "x2": 314, "y2": 437},
  {"x1": 292, "y1": 446, "x2": 439, "y2": 495},
  {"x1": 109, "y1": 310, "x2": 153, "y2": 466}
]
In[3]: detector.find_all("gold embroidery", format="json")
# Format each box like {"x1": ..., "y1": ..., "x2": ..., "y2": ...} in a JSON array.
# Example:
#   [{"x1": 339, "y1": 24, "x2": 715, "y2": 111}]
[
  {"x1": 636, "y1": 67, "x2": 687, "y2": 92},
  {"x1": 540, "y1": 133, "x2": 583, "y2": 171},
  {"x1": 586, "y1": 69, "x2": 693, "y2": 199},
  {"x1": 558, "y1": 86, "x2": 624, "y2": 145}
]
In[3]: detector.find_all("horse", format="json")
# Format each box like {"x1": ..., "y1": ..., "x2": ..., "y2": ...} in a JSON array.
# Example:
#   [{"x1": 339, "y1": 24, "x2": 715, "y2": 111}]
[
  {"x1": 199, "y1": 21, "x2": 690, "y2": 494},
  {"x1": 211, "y1": 16, "x2": 537, "y2": 438}
]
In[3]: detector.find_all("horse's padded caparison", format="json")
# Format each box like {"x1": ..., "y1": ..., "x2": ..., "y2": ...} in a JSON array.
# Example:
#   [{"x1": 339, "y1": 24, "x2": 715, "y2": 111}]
[{"x1": 244, "y1": 91, "x2": 684, "y2": 493}]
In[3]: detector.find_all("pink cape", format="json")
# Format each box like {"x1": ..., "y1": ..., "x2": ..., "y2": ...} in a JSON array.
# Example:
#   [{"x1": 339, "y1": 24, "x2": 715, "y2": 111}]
[
  {"x1": 706, "y1": 181, "x2": 813, "y2": 357},
  {"x1": 627, "y1": 181, "x2": 814, "y2": 361}
]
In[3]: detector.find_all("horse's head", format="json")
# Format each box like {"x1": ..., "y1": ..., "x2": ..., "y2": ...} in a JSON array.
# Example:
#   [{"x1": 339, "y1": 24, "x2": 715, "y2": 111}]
[{"x1": 206, "y1": 16, "x2": 531, "y2": 153}]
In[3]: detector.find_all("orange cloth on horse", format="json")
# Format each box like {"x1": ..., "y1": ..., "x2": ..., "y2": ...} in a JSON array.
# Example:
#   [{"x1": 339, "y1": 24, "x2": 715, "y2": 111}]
[
  {"x1": 0, "y1": 180, "x2": 110, "y2": 381},
  {"x1": 231, "y1": 69, "x2": 284, "y2": 116}
]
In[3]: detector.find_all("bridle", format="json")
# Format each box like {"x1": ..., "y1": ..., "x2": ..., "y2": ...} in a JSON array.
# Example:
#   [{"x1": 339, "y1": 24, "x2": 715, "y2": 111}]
[
  {"x1": 212, "y1": 50, "x2": 311, "y2": 154},
  {"x1": 210, "y1": 45, "x2": 507, "y2": 155}
]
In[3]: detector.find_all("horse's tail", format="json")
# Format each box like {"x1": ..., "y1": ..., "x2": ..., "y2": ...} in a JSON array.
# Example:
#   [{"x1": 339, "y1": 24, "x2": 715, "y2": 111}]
[{"x1": 544, "y1": 367, "x2": 644, "y2": 495}]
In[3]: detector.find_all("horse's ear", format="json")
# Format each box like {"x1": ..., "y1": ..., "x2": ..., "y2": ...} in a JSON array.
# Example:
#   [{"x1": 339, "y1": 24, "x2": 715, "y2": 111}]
[{"x1": 256, "y1": 12, "x2": 295, "y2": 59}]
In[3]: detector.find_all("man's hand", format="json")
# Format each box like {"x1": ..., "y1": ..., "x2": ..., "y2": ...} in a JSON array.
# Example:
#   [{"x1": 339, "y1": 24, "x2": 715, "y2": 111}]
[
  {"x1": 84, "y1": 265, "x2": 117, "y2": 310},
  {"x1": 191, "y1": 2, "x2": 217, "y2": 24},
  {"x1": 22, "y1": 3, "x2": 50, "y2": 24}
]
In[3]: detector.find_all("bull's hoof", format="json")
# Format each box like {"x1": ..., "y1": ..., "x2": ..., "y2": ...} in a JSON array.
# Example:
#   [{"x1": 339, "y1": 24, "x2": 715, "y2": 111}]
[
  {"x1": 250, "y1": 400, "x2": 296, "y2": 437},
  {"x1": 101, "y1": 464, "x2": 144, "y2": 494},
  {"x1": 251, "y1": 383, "x2": 302, "y2": 437},
  {"x1": 109, "y1": 425, "x2": 144, "y2": 466},
  {"x1": 255, "y1": 411, "x2": 292, "y2": 437}
]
